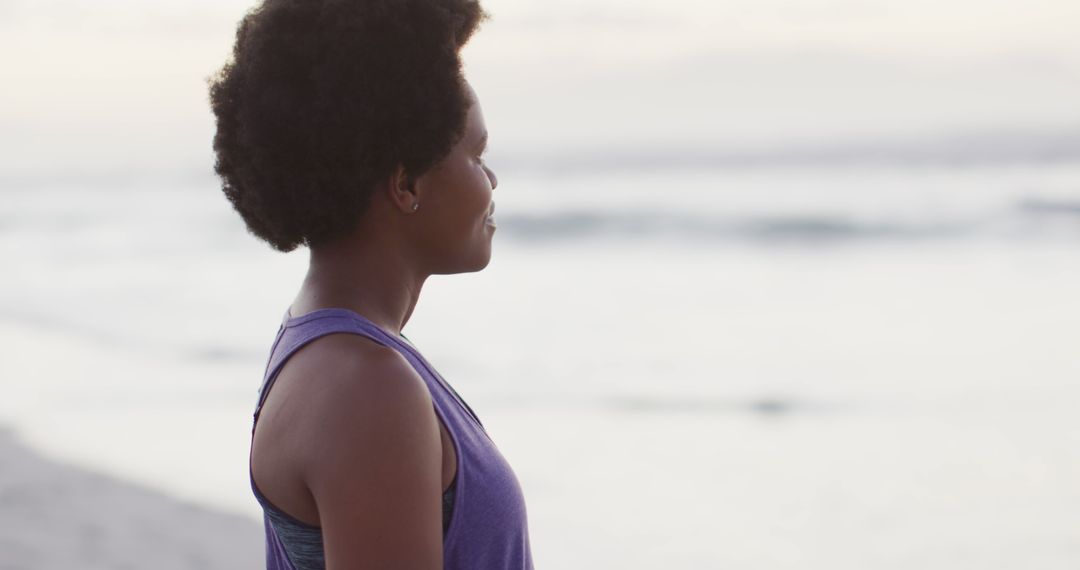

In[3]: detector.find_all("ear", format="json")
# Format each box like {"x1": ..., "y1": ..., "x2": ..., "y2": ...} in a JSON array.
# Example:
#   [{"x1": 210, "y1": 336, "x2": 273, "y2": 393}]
[{"x1": 386, "y1": 164, "x2": 420, "y2": 214}]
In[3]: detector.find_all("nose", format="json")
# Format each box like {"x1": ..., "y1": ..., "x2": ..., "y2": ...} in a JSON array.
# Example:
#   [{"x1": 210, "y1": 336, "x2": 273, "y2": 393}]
[{"x1": 485, "y1": 164, "x2": 498, "y2": 190}]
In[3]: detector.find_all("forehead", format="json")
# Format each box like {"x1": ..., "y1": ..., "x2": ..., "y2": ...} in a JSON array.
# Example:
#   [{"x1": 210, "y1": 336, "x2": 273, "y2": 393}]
[
  {"x1": 462, "y1": 90, "x2": 486, "y2": 139},
  {"x1": 463, "y1": 80, "x2": 479, "y2": 103}
]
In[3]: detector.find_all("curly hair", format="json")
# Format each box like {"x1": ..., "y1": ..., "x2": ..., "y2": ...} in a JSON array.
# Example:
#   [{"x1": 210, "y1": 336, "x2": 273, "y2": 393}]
[{"x1": 207, "y1": 0, "x2": 487, "y2": 251}]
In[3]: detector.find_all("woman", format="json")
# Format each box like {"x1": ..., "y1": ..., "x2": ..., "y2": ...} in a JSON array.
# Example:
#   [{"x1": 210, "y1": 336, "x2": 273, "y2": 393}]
[{"x1": 207, "y1": 0, "x2": 533, "y2": 568}]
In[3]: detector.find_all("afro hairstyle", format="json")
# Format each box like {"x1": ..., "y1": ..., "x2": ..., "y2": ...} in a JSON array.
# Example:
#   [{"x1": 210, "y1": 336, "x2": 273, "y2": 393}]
[{"x1": 208, "y1": 0, "x2": 488, "y2": 251}]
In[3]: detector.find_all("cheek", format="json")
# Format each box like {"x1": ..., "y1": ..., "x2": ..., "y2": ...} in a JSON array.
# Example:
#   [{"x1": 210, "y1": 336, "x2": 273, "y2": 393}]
[
  {"x1": 460, "y1": 167, "x2": 492, "y2": 212},
  {"x1": 424, "y1": 159, "x2": 491, "y2": 228}
]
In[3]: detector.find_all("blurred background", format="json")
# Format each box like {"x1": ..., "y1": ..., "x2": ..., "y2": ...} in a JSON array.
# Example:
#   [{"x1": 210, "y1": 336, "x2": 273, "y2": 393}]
[{"x1": 2, "y1": 0, "x2": 1079, "y2": 568}]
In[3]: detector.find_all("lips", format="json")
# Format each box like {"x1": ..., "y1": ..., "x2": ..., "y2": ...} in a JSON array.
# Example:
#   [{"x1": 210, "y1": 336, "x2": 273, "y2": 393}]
[{"x1": 485, "y1": 203, "x2": 496, "y2": 226}]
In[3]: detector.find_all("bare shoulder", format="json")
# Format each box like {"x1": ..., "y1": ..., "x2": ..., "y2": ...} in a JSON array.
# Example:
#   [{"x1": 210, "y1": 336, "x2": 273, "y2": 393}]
[
  {"x1": 280, "y1": 333, "x2": 444, "y2": 567},
  {"x1": 288, "y1": 333, "x2": 429, "y2": 406},
  {"x1": 283, "y1": 333, "x2": 436, "y2": 457}
]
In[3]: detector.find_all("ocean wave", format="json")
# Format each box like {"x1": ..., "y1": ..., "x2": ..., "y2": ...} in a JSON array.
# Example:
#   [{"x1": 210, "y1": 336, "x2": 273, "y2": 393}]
[
  {"x1": 497, "y1": 211, "x2": 975, "y2": 243},
  {"x1": 1015, "y1": 198, "x2": 1080, "y2": 215}
]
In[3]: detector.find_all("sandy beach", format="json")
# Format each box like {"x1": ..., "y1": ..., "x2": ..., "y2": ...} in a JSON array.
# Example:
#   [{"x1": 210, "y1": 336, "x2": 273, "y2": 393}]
[{"x1": 0, "y1": 426, "x2": 262, "y2": 570}]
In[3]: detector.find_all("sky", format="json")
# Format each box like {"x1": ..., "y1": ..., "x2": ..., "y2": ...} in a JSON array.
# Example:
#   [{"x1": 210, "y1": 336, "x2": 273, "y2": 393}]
[{"x1": 1, "y1": 0, "x2": 1079, "y2": 181}]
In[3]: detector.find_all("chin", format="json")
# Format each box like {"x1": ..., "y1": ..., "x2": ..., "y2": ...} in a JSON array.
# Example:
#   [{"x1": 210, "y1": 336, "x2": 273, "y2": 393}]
[
  {"x1": 433, "y1": 245, "x2": 492, "y2": 275},
  {"x1": 464, "y1": 248, "x2": 493, "y2": 273}
]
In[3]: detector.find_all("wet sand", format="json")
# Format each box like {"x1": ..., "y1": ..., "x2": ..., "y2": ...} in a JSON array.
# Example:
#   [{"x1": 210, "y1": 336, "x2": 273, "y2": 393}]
[{"x1": 0, "y1": 427, "x2": 263, "y2": 570}]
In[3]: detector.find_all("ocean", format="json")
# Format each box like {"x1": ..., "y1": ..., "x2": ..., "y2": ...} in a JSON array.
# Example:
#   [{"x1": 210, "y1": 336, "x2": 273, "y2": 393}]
[{"x1": 2, "y1": 160, "x2": 1079, "y2": 568}]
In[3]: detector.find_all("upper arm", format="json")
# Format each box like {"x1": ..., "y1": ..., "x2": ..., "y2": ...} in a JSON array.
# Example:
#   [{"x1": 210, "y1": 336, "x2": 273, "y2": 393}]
[{"x1": 297, "y1": 335, "x2": 443, "y2": 570}]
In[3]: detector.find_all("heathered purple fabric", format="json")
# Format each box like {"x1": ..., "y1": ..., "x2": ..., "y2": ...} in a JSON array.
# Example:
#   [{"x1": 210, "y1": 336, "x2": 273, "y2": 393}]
[
  {"x1": 262, "y1": 513, "x2": 299, "y2": 570},
  {"x1": 251, "y1": 308, "x2": 534, "y2": 570}
]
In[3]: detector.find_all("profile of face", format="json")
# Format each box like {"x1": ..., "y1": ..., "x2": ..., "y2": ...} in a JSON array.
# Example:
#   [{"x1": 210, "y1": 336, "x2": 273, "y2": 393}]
[{"x1": 409, "y1": 82, "x2": 499, "y2": 275}]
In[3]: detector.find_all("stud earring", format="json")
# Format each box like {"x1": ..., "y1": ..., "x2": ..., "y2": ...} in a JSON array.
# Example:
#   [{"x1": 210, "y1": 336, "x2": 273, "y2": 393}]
[{"x1": 412, "y1": 203, "x2": 420, "y2": 212}]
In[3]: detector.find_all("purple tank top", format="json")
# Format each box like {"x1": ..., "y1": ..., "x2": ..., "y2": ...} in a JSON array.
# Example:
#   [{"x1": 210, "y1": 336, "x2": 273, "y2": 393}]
[{"x1": 251, "y1": 308, "x2": 533, "y2": 569}]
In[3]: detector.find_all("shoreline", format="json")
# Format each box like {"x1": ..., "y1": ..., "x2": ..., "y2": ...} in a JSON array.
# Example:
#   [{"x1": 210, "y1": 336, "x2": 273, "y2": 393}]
[{"x1": 0, "y1": 426, "x2": 262, "y2": 569}]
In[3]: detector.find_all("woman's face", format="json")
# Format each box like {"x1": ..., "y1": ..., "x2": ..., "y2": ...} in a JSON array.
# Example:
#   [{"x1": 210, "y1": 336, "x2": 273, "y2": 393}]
[{"x1": 412, "y1": 84, "x2": 499, "y2": 274}]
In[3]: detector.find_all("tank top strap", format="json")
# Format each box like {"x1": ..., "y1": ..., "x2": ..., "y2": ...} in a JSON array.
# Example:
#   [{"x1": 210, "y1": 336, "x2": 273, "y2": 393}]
[
  {"x1": 254, "y1": 308, "x2": 402, "y2": 426},
  {"x1": 252, "y1": 307, "x2": 484, "y2": 432}
]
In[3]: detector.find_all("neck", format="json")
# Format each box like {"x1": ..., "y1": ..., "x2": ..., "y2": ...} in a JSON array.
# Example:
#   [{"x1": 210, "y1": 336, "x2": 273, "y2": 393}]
[{"x1": 292, "y1": 232, "x2": 427, "y2": 336}]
